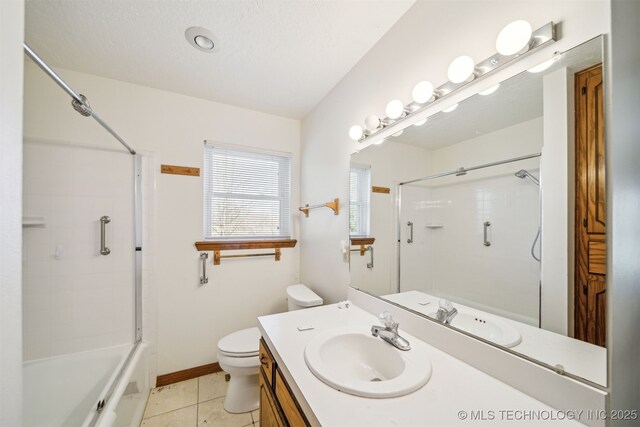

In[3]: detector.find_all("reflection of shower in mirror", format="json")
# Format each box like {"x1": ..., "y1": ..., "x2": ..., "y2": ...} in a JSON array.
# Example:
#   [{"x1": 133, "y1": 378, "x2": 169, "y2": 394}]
[{"x1": 515, "y1": 169, "x2": 541, "y2": 262}]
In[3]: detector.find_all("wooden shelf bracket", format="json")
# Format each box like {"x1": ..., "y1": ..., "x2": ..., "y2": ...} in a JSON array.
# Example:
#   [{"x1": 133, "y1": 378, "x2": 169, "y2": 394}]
[{"x1": 299, "y1": 198, "x2": 339, "y2": 217}]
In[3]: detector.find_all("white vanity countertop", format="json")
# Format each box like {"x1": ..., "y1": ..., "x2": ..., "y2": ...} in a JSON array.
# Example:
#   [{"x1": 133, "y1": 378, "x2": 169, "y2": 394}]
[
  {"x1": 385, "y1": 291, "x2": 606, "y2": 386},
  {"x1": 258, "y1": 304, "x2": 584, "y2": 427}
]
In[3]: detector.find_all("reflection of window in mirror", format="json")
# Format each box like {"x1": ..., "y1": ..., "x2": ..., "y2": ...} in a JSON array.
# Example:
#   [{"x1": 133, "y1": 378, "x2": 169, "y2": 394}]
[{"x1": 349, "y1": 164, "x2": 371, "y2": 237}]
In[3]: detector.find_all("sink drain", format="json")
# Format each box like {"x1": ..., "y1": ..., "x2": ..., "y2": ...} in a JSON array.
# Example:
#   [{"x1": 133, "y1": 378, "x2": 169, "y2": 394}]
[{"x1": 371, "y1": 377, "x2": 382, "y2": 382}]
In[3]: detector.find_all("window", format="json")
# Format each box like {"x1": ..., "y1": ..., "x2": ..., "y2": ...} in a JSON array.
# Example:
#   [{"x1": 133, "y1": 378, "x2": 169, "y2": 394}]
[
  {"x1": 349, "y1": 164, "x2": 371, "y2": 236},
  {"x1": 203, "y1": 143, "x2": 291, "y2": 240}
]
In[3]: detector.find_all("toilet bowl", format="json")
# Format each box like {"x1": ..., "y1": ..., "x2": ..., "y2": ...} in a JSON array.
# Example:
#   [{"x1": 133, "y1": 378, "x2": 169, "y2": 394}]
[
  {"x1": 217, "y1": 327, "x2": 262, "y2": 413},
  {"x1": 217, "y1": 284, "x2": 323, "y2": 413}
]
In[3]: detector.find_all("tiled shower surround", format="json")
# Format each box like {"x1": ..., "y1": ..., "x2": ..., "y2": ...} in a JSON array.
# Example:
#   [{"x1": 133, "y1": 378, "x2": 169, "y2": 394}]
[{"x1": 22, "y1": 140, "x2": 137, "y2": 360}]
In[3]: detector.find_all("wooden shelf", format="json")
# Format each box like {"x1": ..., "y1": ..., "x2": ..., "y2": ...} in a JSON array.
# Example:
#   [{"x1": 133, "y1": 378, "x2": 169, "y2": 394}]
[
  {"x1": 350, "y1": 237, "x2": 375, "y2": 256},
  {"x1": 195, "y1": 239, "x2": 297, "y2": 265}
]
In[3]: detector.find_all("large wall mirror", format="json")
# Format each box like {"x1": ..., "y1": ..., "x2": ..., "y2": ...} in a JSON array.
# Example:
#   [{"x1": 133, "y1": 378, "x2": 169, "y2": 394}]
[{"x1": 349, "y1": 36, "x2": 606, "y2": 387}]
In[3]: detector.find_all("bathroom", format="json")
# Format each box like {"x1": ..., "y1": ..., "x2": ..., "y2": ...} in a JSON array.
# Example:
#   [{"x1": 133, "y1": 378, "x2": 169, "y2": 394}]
[{"x1": 1, "y1": 0, "x2": 639, "y2": 426}]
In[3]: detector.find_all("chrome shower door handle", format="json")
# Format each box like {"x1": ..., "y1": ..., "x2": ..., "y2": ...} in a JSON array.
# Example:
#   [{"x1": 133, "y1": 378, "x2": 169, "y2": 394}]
[
  {"x1": 407, "y1": 221, "x2": 414, "y2": 244},
  {"x1": 100, "y1": 216, "x2": 111, "y2": 255},
  {"x1": 366, "y1": 246, "x2": 374, "y2": 269},
  {"x1": 200, "y1": 252, "x2": 209, "y2": 285},
  {"x1": 483, "y1": 221, "x2": 491, "y2": 246}
]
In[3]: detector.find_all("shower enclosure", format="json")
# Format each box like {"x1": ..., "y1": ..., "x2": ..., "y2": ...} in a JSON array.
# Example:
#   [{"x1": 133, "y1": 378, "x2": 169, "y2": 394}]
[
  {"x1": 22, "y1": 45, "x2": 148, "y2": 426},
  {"x1": 398, "y1": 154, "x2": 542, "y2": 327}
]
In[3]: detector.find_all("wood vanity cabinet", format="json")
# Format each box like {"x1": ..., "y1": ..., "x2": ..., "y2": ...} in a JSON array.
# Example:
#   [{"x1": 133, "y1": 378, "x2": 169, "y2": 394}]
[{"x1": 259, "y1": 338, "x2": 310, "y2": 427}]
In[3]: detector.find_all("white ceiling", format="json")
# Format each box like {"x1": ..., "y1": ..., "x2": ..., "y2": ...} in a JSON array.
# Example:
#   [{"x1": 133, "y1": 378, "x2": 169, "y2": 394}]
[{"x1": 25, "y1": 0, "x2": 415, "y2": 119}]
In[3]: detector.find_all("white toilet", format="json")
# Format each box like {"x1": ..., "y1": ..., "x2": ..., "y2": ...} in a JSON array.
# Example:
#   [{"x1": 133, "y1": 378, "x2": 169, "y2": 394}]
[{"x1": 217, "y1": 284, "x2": 323, "y2": 413}]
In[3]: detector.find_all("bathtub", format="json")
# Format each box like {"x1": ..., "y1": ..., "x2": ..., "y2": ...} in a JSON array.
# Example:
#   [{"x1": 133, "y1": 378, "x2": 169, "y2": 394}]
[{"x1": 23, "y1": 342, "x2": 149, "y2": 427}]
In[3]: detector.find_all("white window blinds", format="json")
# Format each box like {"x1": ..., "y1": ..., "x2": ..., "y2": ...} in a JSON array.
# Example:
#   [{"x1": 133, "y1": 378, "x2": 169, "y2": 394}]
[
  {"x1": 204, "y1": 144, "x2": 292, "y2": 240},
  {"x1": 349, "y1": 164, "x2": 371, "y2": 237}
]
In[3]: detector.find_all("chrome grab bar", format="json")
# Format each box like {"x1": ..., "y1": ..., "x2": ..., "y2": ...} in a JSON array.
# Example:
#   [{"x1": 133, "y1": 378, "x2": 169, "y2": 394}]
[
  {"x1": 100, "y1": 216, "x2": 111, "y2": 255},
  {"x1": 200, "y1": 252, "x2": 209, "y2": 284},
  {"x1": 407, "y1": 221, "x2": 414, "y2": 244},
  {"x1": 483, "y1": 221, "x2": 491, "y2": 246},
  {"x1": 366, "y1": 246, "x2": 374, "y2": 269}
]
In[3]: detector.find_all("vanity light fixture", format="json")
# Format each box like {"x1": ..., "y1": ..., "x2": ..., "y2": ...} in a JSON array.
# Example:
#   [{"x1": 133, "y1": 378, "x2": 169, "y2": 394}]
[
  {"x1": 443, "y1": 104, "x2": 458, "y2": 113},
  {"x1": 447, "y1": 56, "x2": 477, "y2": 84},
  {"x1": 349, "y1": 21, "x2": 555, "y2": 143},
  {"x1": 479, "y1": 84, "x2": 500, "y2": 96},
  {"x1": 496, "y1": 20, "x2": 533, "y2": 56}
]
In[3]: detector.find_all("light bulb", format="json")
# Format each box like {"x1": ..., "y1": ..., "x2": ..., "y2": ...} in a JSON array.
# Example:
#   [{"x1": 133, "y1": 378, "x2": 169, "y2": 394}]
[
  {"x1": 496, "y1": 20, "x2": 533, "y2": 56},
  {"x1": 412, "y1": 81, "x2": 435, "y2": 104},
  {"x1": 386, "y1": 99, "x2": 405, "y2": 119},
  {"x1": 479, "y1": 84, "x2": 500, "y2": 96},
  {"x1": 349, "y1": 125, "x2": 364, "y2": 141},
  {"x1": 443, "y1": 103, "x2": 458, "y2": 113},
  {"x1": 392, "y1": 130, "x2": 404, "y2": 137},
  {"x1": 414, "y1": 118, "x2": 428, "y2": 126},
  {"x1": 364, "y1": 115, "x2": 381, "y2": 132},
  {"x1": 448, "y1": 56, "x2": 476, "y2": 84}
]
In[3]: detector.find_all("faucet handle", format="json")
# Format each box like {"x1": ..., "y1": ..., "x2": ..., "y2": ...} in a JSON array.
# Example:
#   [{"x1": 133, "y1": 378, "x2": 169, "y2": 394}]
[
  {"x1": 439, "y1": 299, "x2": 454, "y2": 311},
  {"x1": 379, "y1": 311, "x2": 397, "y2": 329}
]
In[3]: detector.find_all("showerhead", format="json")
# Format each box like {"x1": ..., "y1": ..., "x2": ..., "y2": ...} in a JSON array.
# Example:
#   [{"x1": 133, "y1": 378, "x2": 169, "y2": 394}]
[{"x1": 515, "y1": 169, "x2": 539, "y2": 186}]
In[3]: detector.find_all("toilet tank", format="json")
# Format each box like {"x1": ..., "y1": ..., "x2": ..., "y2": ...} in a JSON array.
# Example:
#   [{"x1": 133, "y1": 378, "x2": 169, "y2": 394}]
[{"x1": 286, "y1": 284, "x2": 323, "y2": 311}]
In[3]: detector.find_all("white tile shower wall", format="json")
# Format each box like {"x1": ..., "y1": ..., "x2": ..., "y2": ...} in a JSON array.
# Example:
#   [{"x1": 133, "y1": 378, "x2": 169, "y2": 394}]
[
  {"x1": 22, "y1": 140, "x2": 136, "y2": 360},
  {"x1": 402, "y1": 172, "x2": 541, "y2": 325}
]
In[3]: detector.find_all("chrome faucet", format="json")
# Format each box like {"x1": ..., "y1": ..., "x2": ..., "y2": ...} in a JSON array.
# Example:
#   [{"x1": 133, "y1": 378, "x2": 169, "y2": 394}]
[
  {"x1": 435, "y1": 299, "x2": 458, "y2": 324},
  {"x1": 371, "y1": 312, "x2": 411, "y2": 351}
]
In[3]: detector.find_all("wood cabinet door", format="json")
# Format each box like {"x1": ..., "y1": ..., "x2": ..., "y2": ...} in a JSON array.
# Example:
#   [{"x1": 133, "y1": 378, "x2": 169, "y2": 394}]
[
  {"x1": 260, "y1": 371, "x2": 284, "y2": 427},
  {"x1": 575, "y1": 64, "x2": 607, "y2": 347}
]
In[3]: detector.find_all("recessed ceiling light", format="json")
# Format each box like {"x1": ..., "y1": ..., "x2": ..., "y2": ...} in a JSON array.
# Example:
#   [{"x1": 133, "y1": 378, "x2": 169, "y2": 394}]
[{"x1": 185, "y1": 27, "x2": 217, "y2": 53}]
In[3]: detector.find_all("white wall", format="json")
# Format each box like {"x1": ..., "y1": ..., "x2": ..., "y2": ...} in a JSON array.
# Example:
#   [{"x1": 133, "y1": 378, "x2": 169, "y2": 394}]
[
  {"x1": 541, "y1": 67, "x2": 574, "y2": 335},
  {"x1": 0, "y1": 0, "x2": 24, "y2": 424},
  {"x1": 300, "y1": 0, "x2": 610, "y2": 305},
  {"x1": 608, "y1": 0, "x2": 640, "y2": 415},
  {"x1": 23, "y1": 62, "x2": 301, "y2": 375}
]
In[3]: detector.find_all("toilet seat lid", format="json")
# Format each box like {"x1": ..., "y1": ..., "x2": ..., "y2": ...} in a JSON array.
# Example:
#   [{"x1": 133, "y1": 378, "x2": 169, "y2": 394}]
[{"x1": 217, "y1": 327, "x2": 261, "y2": 356}]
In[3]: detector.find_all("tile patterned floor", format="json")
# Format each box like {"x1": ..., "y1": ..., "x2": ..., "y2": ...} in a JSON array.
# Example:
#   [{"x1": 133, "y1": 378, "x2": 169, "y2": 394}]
[{"x1": 140, "y1": 372, "x2": 259, "y2": 427}]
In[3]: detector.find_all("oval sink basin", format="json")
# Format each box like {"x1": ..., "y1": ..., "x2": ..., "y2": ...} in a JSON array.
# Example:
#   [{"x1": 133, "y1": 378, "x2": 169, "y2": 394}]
[
  {"x1": 428, "y1": 309, "x2": 521, "y2": 348},
  {"x1": 304, "y1": 327, "x2": 431, "y2": 398}
]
